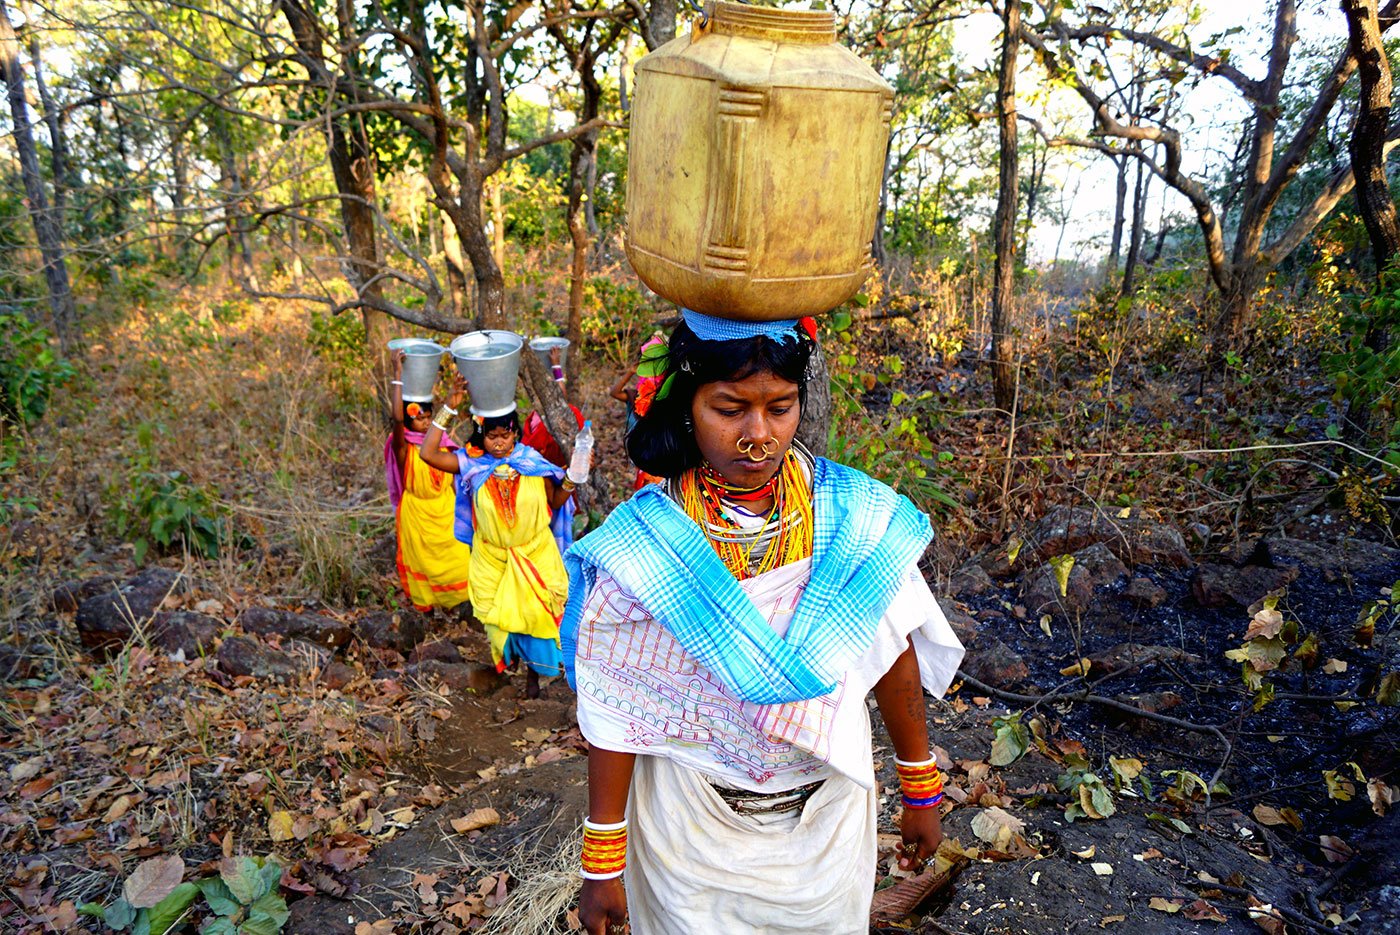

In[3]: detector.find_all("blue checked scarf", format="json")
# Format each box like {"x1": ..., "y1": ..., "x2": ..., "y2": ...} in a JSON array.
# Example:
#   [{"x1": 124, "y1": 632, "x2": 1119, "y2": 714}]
[
  {"x1": 453, "y1": 444, "x2": 575, "y2": 552},
  {"x1": 561, "y1": 458, "x2": 932, "y2": 705}
]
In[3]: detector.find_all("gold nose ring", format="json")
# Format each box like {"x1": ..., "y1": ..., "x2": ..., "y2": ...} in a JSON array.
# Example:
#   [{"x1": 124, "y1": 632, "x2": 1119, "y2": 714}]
[{"x1": 736, "y1": 437, "x2": 777, "y2": 462}]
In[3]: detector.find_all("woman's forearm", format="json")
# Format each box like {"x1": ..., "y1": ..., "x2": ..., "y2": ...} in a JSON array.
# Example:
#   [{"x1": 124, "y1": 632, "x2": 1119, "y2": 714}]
[
  {"x1": 418, "y1": 423, "x2": 459, "y2": 473},
  {"x1": 873, "y1": 641, "x2": 931, "y2": 761},
  {"x1": 587, "y1": 746, "x2": 636, "y2": 823}
]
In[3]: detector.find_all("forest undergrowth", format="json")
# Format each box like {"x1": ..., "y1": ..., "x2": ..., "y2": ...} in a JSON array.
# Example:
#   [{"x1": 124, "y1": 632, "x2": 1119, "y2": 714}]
[{"x1": 1, "y1": 250, "x2": 1397, "y2": 933}]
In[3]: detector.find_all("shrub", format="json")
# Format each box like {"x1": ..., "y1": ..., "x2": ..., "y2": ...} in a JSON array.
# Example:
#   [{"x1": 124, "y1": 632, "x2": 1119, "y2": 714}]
[
  {"x1": 105, "y1": 422, "x2": 232, "y2": 564},
  {"x1": 0, "y1": 309, "x2": 75, "y2": 428}
]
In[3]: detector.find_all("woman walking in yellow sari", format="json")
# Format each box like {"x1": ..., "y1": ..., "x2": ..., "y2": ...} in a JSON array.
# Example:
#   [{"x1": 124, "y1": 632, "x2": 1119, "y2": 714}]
[
  {"x1": 387, "y1": 351, "x2": 472, "y2": 613},
  {"x1": 419, "y1": 378, "x2": 580, "y2": 697}
]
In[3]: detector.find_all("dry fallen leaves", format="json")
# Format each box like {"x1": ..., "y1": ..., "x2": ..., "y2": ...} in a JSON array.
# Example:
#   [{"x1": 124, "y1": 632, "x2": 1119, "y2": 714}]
[
  {"x1": 969, "y1": 806, "x2": 1024, "y2": 850},
  {"x1": 122, "y1": 854, "x2": 185, "y2": 908},
  {"x1": 450, "y1": 807, "x2": 501, "y2": 835}
]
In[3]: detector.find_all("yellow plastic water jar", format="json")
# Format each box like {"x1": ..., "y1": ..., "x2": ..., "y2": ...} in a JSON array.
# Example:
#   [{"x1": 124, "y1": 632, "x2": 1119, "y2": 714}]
[{"x1": 625, "y1": 1, "x2": 894, "y2": 321}]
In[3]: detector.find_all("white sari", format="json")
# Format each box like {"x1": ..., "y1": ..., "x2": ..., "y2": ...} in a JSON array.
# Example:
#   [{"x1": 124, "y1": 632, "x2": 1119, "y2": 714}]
[{"x1": 572, "y1": 558, "x2": 964, "y2": 933}]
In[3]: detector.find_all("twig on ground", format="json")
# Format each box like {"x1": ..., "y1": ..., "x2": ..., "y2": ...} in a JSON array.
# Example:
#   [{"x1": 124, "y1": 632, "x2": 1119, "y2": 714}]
[{"x1": 956, "y1": 671, "x2": 1234, "y2": 805}]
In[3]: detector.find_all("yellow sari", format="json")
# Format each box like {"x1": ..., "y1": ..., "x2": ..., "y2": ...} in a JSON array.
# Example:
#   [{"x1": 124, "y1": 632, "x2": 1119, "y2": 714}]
[
  {"x1": 468, "y1": 469, "x2": 568, "y2": 670},
  {"x1": 396, "y1": 450, "x2": 472, "y2": 611}
]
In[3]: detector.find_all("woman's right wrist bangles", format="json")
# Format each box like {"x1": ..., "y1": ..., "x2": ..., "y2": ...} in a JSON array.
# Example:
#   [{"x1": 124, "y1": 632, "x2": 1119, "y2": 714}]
[
  {"x1": 581, "y1": 817, "x2": 627, "y2": 880},
  {"x1": 433, "y1": 406, "x2": 456, "y2": 429},
  {"x1": 895, "y1": 757, "x2": 944, "y2": 810}
]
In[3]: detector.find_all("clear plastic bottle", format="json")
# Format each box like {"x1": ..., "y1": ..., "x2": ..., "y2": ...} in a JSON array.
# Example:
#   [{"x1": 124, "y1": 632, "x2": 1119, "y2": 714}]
[{"x1": 567, "y1": 419, "x2": 594, "y2": 484}]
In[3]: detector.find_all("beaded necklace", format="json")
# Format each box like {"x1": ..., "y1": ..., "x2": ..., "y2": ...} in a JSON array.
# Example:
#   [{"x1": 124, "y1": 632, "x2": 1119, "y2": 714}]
[
  {"x1": 485, "y1": 466, "x2": 521, "y2": 528},
  {"x1": 678, "y1": 450, "x2": 813, "y2": 580}
]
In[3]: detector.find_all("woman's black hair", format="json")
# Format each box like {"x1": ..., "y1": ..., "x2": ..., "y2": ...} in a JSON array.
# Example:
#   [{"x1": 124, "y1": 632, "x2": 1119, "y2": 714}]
[
  {"x1": 626, "y1": 321, "x2": 813, "y2": 478},
  {"x1": 468, "y1": 410, "x2": 522, "y2": 451}
]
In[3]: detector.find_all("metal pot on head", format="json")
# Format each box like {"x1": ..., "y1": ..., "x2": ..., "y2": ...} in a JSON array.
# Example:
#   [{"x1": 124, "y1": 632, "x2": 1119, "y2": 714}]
[
  {"x1": 450, "y1": 330, "x2": 524, "y2": 417},
  {"x1": 528, "y1": 336, "x2": 570, "y2": 373},
  {"x1": 389, "y1": 338, "x2": 447, "y2": 402}
]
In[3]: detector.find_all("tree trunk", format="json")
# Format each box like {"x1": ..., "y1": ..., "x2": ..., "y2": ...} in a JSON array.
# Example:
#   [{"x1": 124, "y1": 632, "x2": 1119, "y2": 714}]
[
  {"x1": 21, "y1": 0, "x2": 66, "y2": 226},
  {"x1": 0, "y1": 0, "x2": 76, "y2": 353},
  {"x1": 170, "y1": 125, "x2": 191, "y2": 270},
  {"x1": 520, "y1": 349, "x2": 613, "y2": 524},
  {"x1": 1121, "y1": 155, "x2": 1149, "y2": 296},
  {"x1": 645, "y1": 0, "x2": 678, "y2": 50},
  {"x1": 796, "y1": 341, "x2": 830, "y2": 458},
  {"x1": 1107, "y1": 154, "x2": 1128, "y2": 278},
  {"x1": 441, "y1": 211, "x2": 472, "y2": 319},
  {"x1": 1341, "y1": 0, "x2": 1400, "y2": 448},
  {"x1": 989, "y1": 0, "x2": 1020, "y2": 413},
  {"x1": 564, "y1": 53, "x2": 603, "y2": 388}
]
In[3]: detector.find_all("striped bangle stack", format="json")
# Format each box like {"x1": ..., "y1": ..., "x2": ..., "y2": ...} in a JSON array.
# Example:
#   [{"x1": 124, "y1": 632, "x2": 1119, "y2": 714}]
[
  {"x1": 895, "y1": 756, "x2": 944, "y2": 810},
  {"x1": 581, "y1": 817, "x2": 627, "y2": 880}
]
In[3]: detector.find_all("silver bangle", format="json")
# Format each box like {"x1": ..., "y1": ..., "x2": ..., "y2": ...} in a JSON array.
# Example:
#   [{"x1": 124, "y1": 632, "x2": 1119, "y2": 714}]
[
  {"x1": 440, "y1": 403, "x2": 459, "y2": 416},
  {"x1": 432, "y1": 420, "x2": 449, "y2": 432},
  {"x1": 390, "y1": 380, "x2": 403, "y2": 386}
]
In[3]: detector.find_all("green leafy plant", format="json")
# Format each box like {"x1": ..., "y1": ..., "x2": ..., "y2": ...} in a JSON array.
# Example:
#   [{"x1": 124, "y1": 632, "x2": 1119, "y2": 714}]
[
  {"x1": 307, "y1": 310, "x2": 368, "y2": 403},
  {"x1": 1056, "y1": 765, "x2": 1116, "y2": 822},
  {"x1": 1223, "y1": 594, "x2": 1300, "y2": 711},
  {"x1": 1327, "y1": 275, "x2": 1400, "y2": 458},
  {"x1": 197, "y1": 856, "x2": 289, "y2": 935},
  {"x1": 106, "y1": 422, "x2": 231, "y2": 563},
  {"x1": 0, "y1": 309, "x2": 74, "y2": 428},
  {"x1": 81, "y1": 855, "x2": 288, "y2": 935}
]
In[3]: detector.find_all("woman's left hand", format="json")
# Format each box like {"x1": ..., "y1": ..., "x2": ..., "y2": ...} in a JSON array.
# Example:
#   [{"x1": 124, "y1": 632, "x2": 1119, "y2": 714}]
[
  {"x1": 447, "y1": 374, "x2": 467, "y2": 410},
  {"x1": 897, "y1": 805, "x2": 943, "y2": 872}
]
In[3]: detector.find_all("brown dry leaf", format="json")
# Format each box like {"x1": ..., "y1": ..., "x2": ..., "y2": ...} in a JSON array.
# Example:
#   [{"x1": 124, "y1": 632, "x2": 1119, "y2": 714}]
[
  {"x1": 1072, "y1": 845, "x2": 1096, "y2": 859},
  {"x1": 354, "y1": 922, "x2": 395, "y2": 935},
  {"x1": 9, "y1": 757, "x2": 45, "y2": 784},
  {"x1": 123, "y1": 854, "x2": 185, "y2": 909},
  {"x1": 1149, "y1": 897, "x2": 1183, "y2": 913},
  {"x1": 268, "y1": 810, "x2": 296, "y2": 842},
  {"x1": 54, "y1": 824, "x2": 95, "y2": 845},
  {"x1": 1318, "y1": 834, "x2": 1354, "y2": 864},
  {"x1": 450, "y1": 807, "x2": 501, "y2": 834},
  {"x1": 1099, "y1": 916, "x2": 1126, "y2": 927},
  {"x1": 1322, "y1": 658, "x2": 1348, "y2": 674},
  {"x1": 1251, "y1": 804, "x2": 1302, "y2": 831},
  {"x1": 1182, "y1": 899, "x2": 1229, "y2": 923},
  {"x1": 1368, "y1": 778, "x2": 1396, "y2": 817},
  {"x1": 20, "y1": 775, "x2": 55, "y2": 799},
  {"x1": 1245, "y1": 896, "x2": 1287, "y2": 934},
  {"x1": 104, "y1": 794, "x2": 135, "y2": 824},
  {"x1": 1245, "y1": 608, "x2": 1284, "y2": 640},
  {"x1": 1059, "y1": 658, "x2": 1092, "y2": 677},
  {"x1": 969, "y1": 806, "x2": 1024, "y2": 849}
]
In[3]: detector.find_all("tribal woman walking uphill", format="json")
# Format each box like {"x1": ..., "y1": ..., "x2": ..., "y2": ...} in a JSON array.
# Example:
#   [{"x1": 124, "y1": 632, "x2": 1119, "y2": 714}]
[
  {"x1": 562, "y1": 312, "x2": 965, "y2": 934},
  {"x1": 419, "y1": 376, "x2": 579, "y2": 698},
  {"x1": 386, "y1": 350, "x2": 472, "y2": 614}
]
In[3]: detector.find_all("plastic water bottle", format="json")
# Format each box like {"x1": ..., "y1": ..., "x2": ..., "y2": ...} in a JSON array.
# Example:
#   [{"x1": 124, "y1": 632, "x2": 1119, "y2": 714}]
[{"x1": 567, "y1": 419, "x2": 593, "y2": 484}]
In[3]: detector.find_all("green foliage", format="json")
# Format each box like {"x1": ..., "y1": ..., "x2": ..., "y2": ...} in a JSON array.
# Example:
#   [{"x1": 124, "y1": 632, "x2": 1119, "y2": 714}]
[
  {"x1": 0, "y1": 310, "x2": 75, "y2": 428},
  {"x1": 80, "y1": 857, "x2": 287, "y2": 935},
  {"x1": 1327, "y1": 277, "x2": 1400, "y2": 455},
  {"x1": 307, "y1": 310, "x2": 368, "y2": 403},
  {"x1": 1056, "y1": 766, "x2": 1116, "y2": 822},
  {"x1": 581, "y1": 276, "x2": 661, "y2": 369},
  {"x1": 824, "y1": 314, "x2": 961, "y2": 517},
  {"x1": 105, "y1": 422, "x2": 231, "y2": 564},
  {"x1": 989, "y1": 713, "x2": 1029, "y2": 767}
]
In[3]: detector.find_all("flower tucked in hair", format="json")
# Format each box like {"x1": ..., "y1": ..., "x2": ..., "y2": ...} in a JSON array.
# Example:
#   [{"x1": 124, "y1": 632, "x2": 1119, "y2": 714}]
[
  {"x1": 406, "y1": 402, "x2": 427, "y2": 418},
  {"x1": 633, "y1": 331, "x2": 670, "y2": 419}
]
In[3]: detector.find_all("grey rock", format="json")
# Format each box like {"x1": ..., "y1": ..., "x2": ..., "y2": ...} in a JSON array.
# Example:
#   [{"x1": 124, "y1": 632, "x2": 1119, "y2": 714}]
[
  {"x1": 217, "y1": 636, "x2": 300, "y2": 681},
  {"x1": 409, "y1": 639, "x2": 463, "y2": 665},
  {"x1": 1266, "y1": 537, "x2": 1400, "y2": 583},
  {"x1": 1088, "y1": 643, "x2": 1201, "y2": 675},
  {"x1": 1027, "y1": 506, "x2": 1193, "y2": 568},
  {"x1": 356, "y1": 610, "x2": 430, "y2": 653},
  {"x1": 1022, "y1": 542, "x2": 1128, "y2": 619},
  {"x1": 949, "y1": 563, "x2": 995, "y2": 599},
  {"x1": 75, "y1": 568, "x2": 196, "y2": 651},
  {"x1": 404, "y1": 659, "x2": 501, "y2": 695},
  {"x1": 151, "y1": 611, "x2": 220, "y2": 658},
  {"x1": 1123, "y1": 577, "x2": 1168, "y2": 608},
  {"x1": 1191, "y1": 563, "x2": 1297, "y2": 608},
  {"x1": 958, "y1": 635, "x2": 1029, "y2": 688},
  {"x1": 240, "y1": 606, "x2": 351, "y2": 650},
  {"x1": 51, "y1": 576, "x2": 117, "y2": 614}
]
